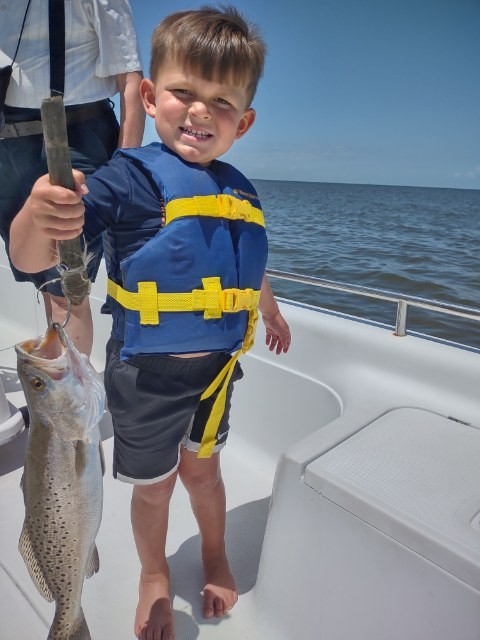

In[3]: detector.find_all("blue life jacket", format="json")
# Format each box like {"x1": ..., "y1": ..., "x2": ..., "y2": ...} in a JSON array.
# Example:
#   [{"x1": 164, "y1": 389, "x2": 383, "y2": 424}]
[{"x1": 107, "y1": 143, "x2": 268, "y2": 361}]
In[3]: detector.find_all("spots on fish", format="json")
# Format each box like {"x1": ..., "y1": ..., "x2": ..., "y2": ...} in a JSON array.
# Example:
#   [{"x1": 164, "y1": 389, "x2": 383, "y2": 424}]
[
  {"x1": 21, "y1": 466, "x2": 91, "y2": 636},
  {"x1": 49, "y1": 607, "x2": 90, "y2": 639}
]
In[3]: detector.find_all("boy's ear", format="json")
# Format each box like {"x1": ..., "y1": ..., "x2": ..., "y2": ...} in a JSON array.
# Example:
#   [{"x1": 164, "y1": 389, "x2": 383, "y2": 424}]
[
  {"x1": 235, "y1": 108, "x2": 256, "y2": 139},
  {"x1": 140, "y1": 78, "x2": 156, "y2": 117}
]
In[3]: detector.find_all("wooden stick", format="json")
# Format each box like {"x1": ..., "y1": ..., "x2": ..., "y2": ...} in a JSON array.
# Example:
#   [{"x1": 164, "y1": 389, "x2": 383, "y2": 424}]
[{"x1": 41, "y1": 96, "x2": 90, "y2": 305}]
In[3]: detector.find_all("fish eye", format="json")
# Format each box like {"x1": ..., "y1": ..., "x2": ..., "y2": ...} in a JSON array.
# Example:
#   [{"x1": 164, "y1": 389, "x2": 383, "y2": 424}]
[{"x1": 30, "y1": 377, "x2": 45, "y2": 391}]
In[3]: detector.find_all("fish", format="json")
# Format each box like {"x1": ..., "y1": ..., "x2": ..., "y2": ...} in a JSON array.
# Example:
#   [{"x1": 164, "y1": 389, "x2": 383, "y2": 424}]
[{"x1": 15, "y1": 323, "x2": 105, "y2": 640}]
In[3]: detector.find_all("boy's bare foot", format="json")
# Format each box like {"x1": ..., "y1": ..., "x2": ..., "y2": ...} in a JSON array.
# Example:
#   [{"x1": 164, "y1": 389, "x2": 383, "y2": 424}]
[
  {"x1": 202, "y1": 548, "x2": 238, "y2": 619},
  {"x1": 135, "y1": 571, "x2": 175, "y2": 640}
]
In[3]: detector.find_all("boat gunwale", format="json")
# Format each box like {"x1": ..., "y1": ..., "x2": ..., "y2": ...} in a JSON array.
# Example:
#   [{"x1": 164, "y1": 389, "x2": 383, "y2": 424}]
[{"x1": 266, "y1": 267, "x2": 480, "y2": 343}]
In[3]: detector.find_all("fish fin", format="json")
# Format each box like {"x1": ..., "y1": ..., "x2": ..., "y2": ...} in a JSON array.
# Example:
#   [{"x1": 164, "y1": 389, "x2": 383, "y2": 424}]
[
  {"x1": 20, "y1": 460, "x2": 29, "y2": 504},
  {"x1": 18, "y1": 523, "x2": 54, "y2": 602},
  {"x1": 99, "y1": 440, "x2": 106, "y2": 476},
  {"x1": 85, "y1": 544, "x2": 100, "y2": 579},
  {"x1": 48, "y1": 606, "x2": 91, "y2": 640}
]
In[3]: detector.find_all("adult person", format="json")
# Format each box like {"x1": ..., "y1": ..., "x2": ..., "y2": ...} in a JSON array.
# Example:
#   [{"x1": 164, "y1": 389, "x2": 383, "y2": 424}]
[{"x1": 0, "y1": 0, "x2": 144, "y2": 355}]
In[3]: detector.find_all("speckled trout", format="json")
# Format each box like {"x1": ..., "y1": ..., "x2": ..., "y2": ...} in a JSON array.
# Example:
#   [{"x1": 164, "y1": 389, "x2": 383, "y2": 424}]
[{"x1": 16, "y1": 323, "x2": 105, "y2": 640}]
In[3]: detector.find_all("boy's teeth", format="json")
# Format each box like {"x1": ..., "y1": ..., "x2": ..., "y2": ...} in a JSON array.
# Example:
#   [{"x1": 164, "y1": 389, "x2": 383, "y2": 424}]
[{"x1": 183, "y1": 127, "x2": 210, "y2": 138}]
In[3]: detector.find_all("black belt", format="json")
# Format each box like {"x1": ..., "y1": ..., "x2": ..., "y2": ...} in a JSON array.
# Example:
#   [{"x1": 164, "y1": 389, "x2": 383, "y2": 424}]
[{"x1": 0, "y1": 100, "x2": 110, "y2": 139}]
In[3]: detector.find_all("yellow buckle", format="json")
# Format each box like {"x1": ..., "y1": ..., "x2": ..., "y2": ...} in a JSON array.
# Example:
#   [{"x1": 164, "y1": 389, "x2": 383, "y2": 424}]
[
  {"x1": 222, "y1": 289, "x2": 238, "y2": 312},
  {"x1": 222, "y1": 288, "x2": 254, "y2": 312},
  {"x1": 217, "y1": 194, "x2": 255, "y2": 223}
]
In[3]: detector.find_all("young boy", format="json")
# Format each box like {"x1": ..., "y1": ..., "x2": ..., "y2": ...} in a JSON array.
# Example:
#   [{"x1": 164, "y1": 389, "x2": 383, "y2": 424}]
[{"x1": 10, "y1": 6, "x2": 290, "y2": 640}]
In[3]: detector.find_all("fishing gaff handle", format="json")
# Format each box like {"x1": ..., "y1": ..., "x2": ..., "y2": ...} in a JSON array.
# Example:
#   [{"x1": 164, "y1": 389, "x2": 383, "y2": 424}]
[{"x1": 40, "y1": 96, "x2": 90, "y2": 305}]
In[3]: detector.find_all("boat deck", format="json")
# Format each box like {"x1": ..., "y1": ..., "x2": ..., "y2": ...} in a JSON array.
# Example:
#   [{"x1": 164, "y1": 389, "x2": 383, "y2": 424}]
[{"x1": 1, "y1": 256, "x2": 480, "y2": 639}]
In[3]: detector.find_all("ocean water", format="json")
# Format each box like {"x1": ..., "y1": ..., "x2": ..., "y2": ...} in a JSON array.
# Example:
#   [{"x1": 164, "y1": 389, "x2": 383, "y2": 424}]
[{"x1": 252, "y1": 179, "x2": 480, "y2": 350}]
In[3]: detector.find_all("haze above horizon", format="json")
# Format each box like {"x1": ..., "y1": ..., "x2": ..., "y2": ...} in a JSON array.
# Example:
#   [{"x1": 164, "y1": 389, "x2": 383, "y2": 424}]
[{"x1": 129, "y1": 0, "x2": 479, "y2": 191}]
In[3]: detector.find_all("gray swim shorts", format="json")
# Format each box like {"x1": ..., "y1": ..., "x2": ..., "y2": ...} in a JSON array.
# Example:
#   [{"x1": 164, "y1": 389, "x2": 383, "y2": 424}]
[{"x1": 104, "y1": 338, "x2": 243, "y2": 484}]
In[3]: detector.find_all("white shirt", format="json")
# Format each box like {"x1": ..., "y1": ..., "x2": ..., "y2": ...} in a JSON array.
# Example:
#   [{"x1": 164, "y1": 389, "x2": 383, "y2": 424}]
[{"x1": 0, "y1": 0, "x2": 143, "y2": 107}]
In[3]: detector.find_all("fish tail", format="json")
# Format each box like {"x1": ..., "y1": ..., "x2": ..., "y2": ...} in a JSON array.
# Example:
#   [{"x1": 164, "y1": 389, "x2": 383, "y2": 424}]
[{"x1": 48, "y1": 607, "x2": 91, "y2": 640}]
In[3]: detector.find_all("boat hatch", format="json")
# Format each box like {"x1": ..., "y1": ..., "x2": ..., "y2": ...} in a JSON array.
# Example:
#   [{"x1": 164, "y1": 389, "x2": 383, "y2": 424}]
[{"x1": 304, "y1": 407, "x2": 480, "y2": 590}]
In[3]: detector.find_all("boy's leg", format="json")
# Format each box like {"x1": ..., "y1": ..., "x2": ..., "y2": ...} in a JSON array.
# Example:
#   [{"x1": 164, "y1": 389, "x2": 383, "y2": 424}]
[
  {"x1": 131, "y1": 474, "x2": 177, "y2": 640},
  {"x1": 178, "y1": 449, "x2": 238, "y2": 618},
  {"x1": 106, "y1": 348, "x2": 240, "y2": 634}
]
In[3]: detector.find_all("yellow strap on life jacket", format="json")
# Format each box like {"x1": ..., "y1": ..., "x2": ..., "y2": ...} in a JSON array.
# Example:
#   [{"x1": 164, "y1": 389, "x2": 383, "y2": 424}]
[
  {"x1": 197, "y1": 308, "x2": 258, "y2": 458},
  {"x1": 165, "y1": 194, "x2": 265, "y2": 227},
  {"x1": 107, "y1": 277, "x2": 261, "y2": 325}
]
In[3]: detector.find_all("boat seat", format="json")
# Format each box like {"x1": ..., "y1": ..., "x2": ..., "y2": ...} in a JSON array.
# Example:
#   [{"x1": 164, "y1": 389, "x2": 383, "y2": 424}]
[{"x1": 252, "y1": 407, "x2": 480, "y2": 640}]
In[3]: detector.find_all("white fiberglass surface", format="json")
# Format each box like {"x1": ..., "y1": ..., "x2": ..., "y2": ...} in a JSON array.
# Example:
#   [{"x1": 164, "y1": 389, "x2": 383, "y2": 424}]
[{"x1": 2, "y1": 251, "x2": 480, "y2": 639}]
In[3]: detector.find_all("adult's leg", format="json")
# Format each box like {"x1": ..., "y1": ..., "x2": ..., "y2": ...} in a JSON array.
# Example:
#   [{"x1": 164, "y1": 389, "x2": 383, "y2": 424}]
[
  {"x1": 178, "y1": 449, "x2": 238, "y2": 618},
  {"x1": 0, "y1": 135, "x2": 45, "y2": 270}
]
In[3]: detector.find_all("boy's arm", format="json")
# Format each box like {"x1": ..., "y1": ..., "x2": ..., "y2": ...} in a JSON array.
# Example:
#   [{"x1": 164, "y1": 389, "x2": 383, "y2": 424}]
[
  {"x1": 10, "y1": 171, "x2": 87, "y2": 274},
  {"x1": 258, "y1": 274, "x2": 291, "y2": 354}
]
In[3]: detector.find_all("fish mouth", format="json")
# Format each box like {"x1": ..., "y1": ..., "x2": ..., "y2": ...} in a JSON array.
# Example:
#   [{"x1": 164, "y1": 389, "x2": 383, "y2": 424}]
[
  {"x1": 16, "y1": 324, "x2": 105, "y2": 436},
  {"x1": 15, "y1": 324, "x2": 72, "y2": 379}
]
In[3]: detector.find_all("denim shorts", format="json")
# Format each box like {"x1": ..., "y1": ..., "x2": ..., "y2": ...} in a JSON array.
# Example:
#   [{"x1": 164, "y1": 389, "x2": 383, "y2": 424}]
[
  {"x1": 104, "y1": 338, "x2": 244, "y2": 484},
  {"x1": 0, "y1": 101, "x2": 119, "y2": 295}
]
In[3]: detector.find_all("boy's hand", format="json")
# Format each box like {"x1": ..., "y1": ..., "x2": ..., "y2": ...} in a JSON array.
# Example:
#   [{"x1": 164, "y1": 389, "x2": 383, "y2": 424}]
[
  {"x1": 26, "y1": 169, "x2": 88, "y2": 240},
  {"x1": 262, "y1": 310, "x2": 291, "y2": 354}
]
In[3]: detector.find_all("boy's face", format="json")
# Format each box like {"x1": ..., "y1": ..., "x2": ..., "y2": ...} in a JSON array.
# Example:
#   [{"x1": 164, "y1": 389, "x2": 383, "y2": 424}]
[{"x1": 140, "y1": 59, "x2": 256, "y2": 166}]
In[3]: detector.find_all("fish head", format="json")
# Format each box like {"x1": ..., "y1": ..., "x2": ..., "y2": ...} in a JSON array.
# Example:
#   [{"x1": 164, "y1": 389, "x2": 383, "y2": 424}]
[{"x1": 16, "y1": 323, "x2": 105, "y2": 441}]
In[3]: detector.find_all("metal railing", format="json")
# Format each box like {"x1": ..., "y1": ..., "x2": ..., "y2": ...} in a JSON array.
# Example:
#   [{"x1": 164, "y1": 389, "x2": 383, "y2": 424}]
[{"x1": 266, "y1": 268, "x2": 480, "y2": 337}]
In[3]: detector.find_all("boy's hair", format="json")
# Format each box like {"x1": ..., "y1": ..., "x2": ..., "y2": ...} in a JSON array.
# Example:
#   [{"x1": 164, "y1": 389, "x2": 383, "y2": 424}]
[{"x1": 150, "y1": 5, "x2": 266, "y2": 105}]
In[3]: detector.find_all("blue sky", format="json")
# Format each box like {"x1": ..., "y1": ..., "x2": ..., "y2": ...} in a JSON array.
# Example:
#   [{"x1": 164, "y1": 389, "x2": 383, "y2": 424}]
[{"x1": 128, "y1": 0, "x2": 479, "y2": 190}]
